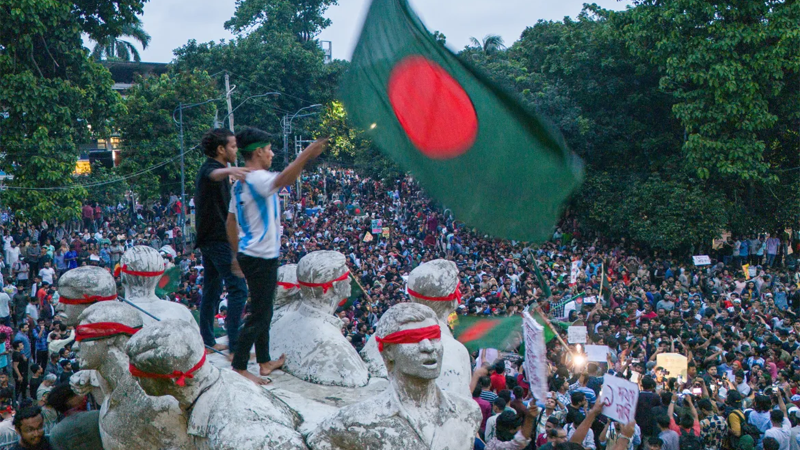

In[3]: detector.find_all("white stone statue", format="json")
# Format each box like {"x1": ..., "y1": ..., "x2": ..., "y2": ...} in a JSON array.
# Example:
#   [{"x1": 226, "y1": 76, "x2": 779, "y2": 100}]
[
  {"x1": 270, "y1": 251, "x2": 370, "y2": 388},
  {"x1": 126, "y1": 320, "x2": 307, "y2": 450},
  {"x1": 307, "y1": 302, "x2": 482, "y2": 450},
  {"x1": 273, "y1": 264, "x2": 300, "y2": 325},
  {"x1": 76, "y1": 302, "x2": 190, "y2": 450},
  {"x1": 56, "y1": 266, "x2": 117, "y2": 326},
  {"x1": 362, "y1": 259, "x2": 472, "y2": 398},
  {"x1": 118, "y1": 246, "x2": 197, "y2": 329}
]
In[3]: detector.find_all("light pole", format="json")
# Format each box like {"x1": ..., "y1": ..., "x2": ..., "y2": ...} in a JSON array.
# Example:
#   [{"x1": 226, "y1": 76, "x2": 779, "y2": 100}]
[
  {"x1": 173, "y1": 97, "x2": 226, "y2": 245},
  {"x1": 282, "y1": 104, "x2": 322, "y2": 199}
]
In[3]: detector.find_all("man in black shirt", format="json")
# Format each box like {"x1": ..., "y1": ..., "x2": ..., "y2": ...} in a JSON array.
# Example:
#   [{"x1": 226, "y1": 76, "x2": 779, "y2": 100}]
[{"x1": 194, "y1": 129, "x2": 251, "y2": 354}]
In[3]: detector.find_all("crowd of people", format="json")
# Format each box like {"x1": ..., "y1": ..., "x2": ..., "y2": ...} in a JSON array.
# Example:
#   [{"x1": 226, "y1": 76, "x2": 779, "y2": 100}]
[{"x1": 0, "y1": 162, "x2": 796, "y2": 449}]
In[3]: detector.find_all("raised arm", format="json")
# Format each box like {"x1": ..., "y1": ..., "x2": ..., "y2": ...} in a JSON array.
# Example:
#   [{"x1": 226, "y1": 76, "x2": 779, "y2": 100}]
[
  {"x1": 208, "y1": 166, "x2": 251, "y2": 182},
  {"x1": 272, "y1": 139, "x2": 328, "y2": 190}
]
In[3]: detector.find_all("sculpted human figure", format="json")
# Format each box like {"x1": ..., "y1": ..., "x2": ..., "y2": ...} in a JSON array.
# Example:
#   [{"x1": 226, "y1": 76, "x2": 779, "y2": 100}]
[
  {"x1": 307, "y1": 302, "x2": 481, "y2": 450},
  {"x1": 126, "y1": 320, "x2": 307, "y2": 450},
  {"x1": 118, "y1": 246, "x2": 197, "y2": 329},
  {"x1": 76, "y1": 302, "x2": 190, "y2": 450},
  {"x1": 272, "y1": 264, "x2": 300, "y2": 325},
  {"x1": 270, "y1": 251, "x2": 370, "y2": 387},
  {"x1": 56, "y1": 266, "x2": 117, "y2": 326},
  {"x1": 362, "y1": 259, "x2": 472, "y2": 397}
]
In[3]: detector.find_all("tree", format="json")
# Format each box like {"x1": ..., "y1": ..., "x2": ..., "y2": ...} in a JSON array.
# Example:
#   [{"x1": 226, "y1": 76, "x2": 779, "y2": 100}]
[
  {"x1": 0, "y1": 0, "x2": 146, "y2": 222},
  {"x1": 225, "y1": 0, "x2": 338, "y2": 41},
  {"x1": 468, "y1": 34, "x2": 506, "y2": 54},
  {"x1": 90, "y1": 17, "x2": 152, "y2": 62},
  {"x1": 174, "y1": 0, "x2": 346, "y2": 170},
  {"x1": 115, "y1": 70, "x2": 218, "y2": 203},
  {"x1": 85, "y1": 163, "x2": 130, "y2": 205}
]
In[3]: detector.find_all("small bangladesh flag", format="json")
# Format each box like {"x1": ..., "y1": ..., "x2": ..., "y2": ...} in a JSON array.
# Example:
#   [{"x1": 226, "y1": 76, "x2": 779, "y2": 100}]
[
  {"x1": 531, "y1": 310, "x2": 570, "y2": 343},
  {"x1": 452, "y1": 315, "x2": 523, "y2": 353},
  {"x1": 156, "y1": 266, "x2": 181, "y2": 298},
  {"x1": 340, "y1": 0, "x2": 583, "y2": 242}
]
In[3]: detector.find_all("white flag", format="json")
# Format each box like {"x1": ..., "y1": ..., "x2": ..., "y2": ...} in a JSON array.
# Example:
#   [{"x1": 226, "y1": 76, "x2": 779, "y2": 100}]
[{"x1": 522, "y1": 312, "x2": 548, "y2": 403}]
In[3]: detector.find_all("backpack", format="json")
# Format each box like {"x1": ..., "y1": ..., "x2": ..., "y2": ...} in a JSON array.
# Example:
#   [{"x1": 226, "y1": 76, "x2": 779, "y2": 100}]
[
  {"x1": 679, "y1": 429, "x2": 703, "y2": 450},
  {"x1": 727, "y1": 410, "x2": 762, "y2": 447}
]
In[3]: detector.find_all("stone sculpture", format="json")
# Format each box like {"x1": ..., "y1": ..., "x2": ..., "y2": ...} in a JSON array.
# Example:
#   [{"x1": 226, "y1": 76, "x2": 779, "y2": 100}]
[
  {"x1": 126, "y1": 320, "x2": 307, "y2": 450},
  {"x1": 307, "y1": 302, "x2": 481, "y2": 450},
  {"x1": 270, "y1": 251, "x2": 370, "y2": 387},
  {"x1": 272, "y1": 264, "x2": 300, "y2": 324},
  {"x1": 362, "y1": 259, "x2": 472, "y2": 397},
  {"x1": 75, "y1": 302, "x2": 190, "y2": 450},
  {"x1": 56, "y1": 266, "x2": 117, "y2": 326},
  {"x1": 118, "y1": 246, "x2": 197, "y2": 329}
]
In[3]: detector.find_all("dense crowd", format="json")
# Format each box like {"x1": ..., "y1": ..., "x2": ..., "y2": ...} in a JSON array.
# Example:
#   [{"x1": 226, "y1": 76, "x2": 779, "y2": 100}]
[{"x1": 0, "y1": 167, "x2": 797, "y2": 450}]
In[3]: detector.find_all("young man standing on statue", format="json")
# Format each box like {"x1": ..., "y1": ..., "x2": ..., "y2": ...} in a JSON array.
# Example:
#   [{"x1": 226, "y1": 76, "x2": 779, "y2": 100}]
[
  {"x1": 226, "y1": 127, "x2": 327, "y2": 385},
  {"x1": 195, "y1": 129, "x2": 251, "y2": 356}
]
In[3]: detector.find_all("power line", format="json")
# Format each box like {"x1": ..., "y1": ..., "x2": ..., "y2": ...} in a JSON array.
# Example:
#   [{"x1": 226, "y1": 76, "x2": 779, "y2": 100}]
[{"x1": 3, "y1": 145, "x2": 200, "y2": 191}]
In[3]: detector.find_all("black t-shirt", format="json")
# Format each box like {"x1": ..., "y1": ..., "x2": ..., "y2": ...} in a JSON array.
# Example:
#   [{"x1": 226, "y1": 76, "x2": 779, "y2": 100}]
[
  {"x1": 12, "y1": 351, "x2": 27, "y2": 380},
  {"x1": 194, "y1": 159, "x2": 230, "y2": 247}
]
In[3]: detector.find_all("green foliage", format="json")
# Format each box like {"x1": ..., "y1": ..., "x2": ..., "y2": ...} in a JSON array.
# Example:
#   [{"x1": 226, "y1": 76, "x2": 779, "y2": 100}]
[
  {"x1": 90, "y1": 17, "x2": 151, "y2": 62},
  {"x1": 174, "y1": 0, "x2": 345, "y2": 170},
  {"x1": 0, "y1": 0, "x2": 144, "y2": 222},
  {"x1": 225, "y1": 0, "x2": 338, "y2": 40},
  {"x1": 622, "y1": 0, "x2": 800, "y2": 182},
  {"x1": 311, "y1": 101, "x2": 402, "y2": 181},
  {"x1": 462, "y1": 3, "x2": 800, "y2": 250},
  {"x1": 115, "y1": 70, "x2": 218, "y2": 203},
  {"x1": 85, "y1": 163, "x2": 129, "y2": 205}
]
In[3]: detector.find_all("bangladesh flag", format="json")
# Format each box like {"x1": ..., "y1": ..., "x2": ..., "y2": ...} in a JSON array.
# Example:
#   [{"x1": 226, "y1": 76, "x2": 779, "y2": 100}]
[
  {"x1": 452, "y1": 315, "x2": 523, "y2": 353},
  {"x1": 340, "y1": 0, "x2": 583, "y2": 242},
  {"x1": 156, "y1": 266, "x2": 181, "y2": 298},
  {"x1": 338, "y1": 278, "x2": 363, "y2": 309},
  {"x1": 531, "y1": 310, "x2": 570, "y2": 343}
]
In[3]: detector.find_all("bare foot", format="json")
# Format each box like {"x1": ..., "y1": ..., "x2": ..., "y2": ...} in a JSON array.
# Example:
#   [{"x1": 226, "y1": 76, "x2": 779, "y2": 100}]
[
  {"x1": 233, "y1": 369, "x2": 271, "y2": 385},
  {"x1": 259, "y1": 354, "x2": 286, "y2": 376}
]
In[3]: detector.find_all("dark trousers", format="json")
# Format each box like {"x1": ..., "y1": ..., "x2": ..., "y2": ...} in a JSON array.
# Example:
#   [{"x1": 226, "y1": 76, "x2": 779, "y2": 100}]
[
  {"x1": 36, "y1": 350, "x2": 48, "y2": 367},
  {"x1": 232, "y1": 254, "x2": 278, "y2": 371},
  {"x1": 199, "y1": 243, "x2": 248, "y2": 350}
]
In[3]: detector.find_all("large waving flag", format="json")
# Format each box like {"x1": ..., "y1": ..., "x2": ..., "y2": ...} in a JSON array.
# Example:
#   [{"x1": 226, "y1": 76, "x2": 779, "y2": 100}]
[
  {"x1": 340, "y1": 0, "x2": 583, "y2": 241},
  {"x1": 452, "y1": 315, "x2": 523, "y2": 353}
]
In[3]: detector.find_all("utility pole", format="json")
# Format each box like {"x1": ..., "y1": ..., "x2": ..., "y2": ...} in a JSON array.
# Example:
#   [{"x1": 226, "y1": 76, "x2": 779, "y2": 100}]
[
  {"x1": 282, "y1": 115, "x2": 289, "y2": 168},
  {"x1": 224, "y1": 73, "x2": 234, "y2": 132},
  {"x1": 178, "y1": 103, "x2": 186, "y2": 243}
]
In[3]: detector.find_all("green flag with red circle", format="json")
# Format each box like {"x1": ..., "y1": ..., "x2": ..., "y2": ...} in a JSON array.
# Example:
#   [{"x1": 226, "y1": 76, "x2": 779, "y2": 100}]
[{"x1": 340, "y1": 0, "x2": 584, "y2": 242}]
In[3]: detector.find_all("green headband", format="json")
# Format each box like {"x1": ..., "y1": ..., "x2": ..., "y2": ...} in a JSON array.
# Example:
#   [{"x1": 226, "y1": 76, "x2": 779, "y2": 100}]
[{"x1": 241, "y1": 141, "x2": 270, "y2": 152}]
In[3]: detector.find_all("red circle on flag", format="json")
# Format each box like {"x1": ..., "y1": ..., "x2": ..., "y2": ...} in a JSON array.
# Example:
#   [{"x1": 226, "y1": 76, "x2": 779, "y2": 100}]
[{"x1": 388, "y1": 56, "x2": 478, "y2": 159}]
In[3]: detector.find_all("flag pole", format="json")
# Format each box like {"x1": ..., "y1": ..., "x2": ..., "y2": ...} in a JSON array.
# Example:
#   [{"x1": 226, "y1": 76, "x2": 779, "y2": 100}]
[
  {"x1": 599, "y1": 263, "x2": 605, "y2": 304},
  {"x1": 349, "y1": 273, "x2": 374, "y2": 304},
  {"x1": 534, "y1": 304, "x2": 573, "y2": 355}
]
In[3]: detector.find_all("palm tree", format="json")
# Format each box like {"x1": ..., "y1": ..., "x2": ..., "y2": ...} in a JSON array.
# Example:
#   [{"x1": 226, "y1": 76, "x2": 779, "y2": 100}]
[
  {"x1": 468, "y1": 34, "x2": 506, "y2": 54},
  {"x1": 90, "y1": 18, "x2": 151, "y2": 62}
]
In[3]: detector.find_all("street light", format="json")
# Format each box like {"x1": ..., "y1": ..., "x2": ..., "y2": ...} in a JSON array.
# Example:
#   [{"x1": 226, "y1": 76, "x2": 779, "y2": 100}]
[{"x1": 282, "y1": 104, "x2": 323, "y2": 202}]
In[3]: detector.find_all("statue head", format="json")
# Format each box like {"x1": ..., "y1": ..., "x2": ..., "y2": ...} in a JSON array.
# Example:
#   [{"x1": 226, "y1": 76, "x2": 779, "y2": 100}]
[
  {"x1": 76, "y1": 302, "x2": 142, "y2": 370},
  {"x1": 126, "y1": 320, "x2": 208, "y2": 402},
  {"x1": 407, "y1": 259, "x2": 460, "y2": 321},
  {"x1": 297, "y1": 251, "x2": 351, "y2": 312},
  {"x1": 376, "y1": 303, "x2": 443, "y2": 381},
  {"x1": 56, "y1": 266, "x2": 117, "y2": 326},
  {"x1": 275, "y1": 264, "x2": 300, "y2": 310},
  {"x1": 119, "y1": 246, "x2": 166, "y2": 300}
]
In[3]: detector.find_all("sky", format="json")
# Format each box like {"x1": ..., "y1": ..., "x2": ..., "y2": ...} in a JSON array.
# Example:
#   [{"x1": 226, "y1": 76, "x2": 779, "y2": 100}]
[{"x1": 135, "y1": 0, "x2": 634, "y2": 63}]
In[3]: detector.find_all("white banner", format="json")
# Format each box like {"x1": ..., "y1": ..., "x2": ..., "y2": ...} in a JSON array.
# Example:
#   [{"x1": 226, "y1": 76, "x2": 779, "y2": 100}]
[
  {"x1": 522, "y1": 312, "x2": 548, "y2": 403},
  {"x1": 568, "y1": 326, "x2": 588, "y2": 344},
  {"x1": 692, "y1": 255, "x2": 711, "y2": 266},
  {"x1": 586, "y1": 344, "x2": 610, "y2": 362},
  {"x1": 599, "y1": 374, "x2": 639, "y2": 424},
  {"x1": 569, "y1": 260, "x2": 581, "y2": 286}
]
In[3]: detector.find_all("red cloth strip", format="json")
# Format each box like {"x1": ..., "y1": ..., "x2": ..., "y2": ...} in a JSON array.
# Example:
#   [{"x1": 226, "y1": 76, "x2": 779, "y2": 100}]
[
  {"x1": 407, "y1": 282, "x2": 462, "y2": 303},
  {"x1": 59, "y1": 294, "x2": 118, "y2": 305},
  {"x1": 114, "y1": 264, "x2": 165, "y2": 278},
  {"x1": 76, "y1": 322, "x2": 142, "y2": 342},
  {"x1": 297, "y1": 272, "x2": 349, "y2": 294},
  {"x1": 129, "y1": 353, "x2": 206, "y2": 387},
  {"x1": 376, "y1": 324, "x2": 441, "y2": 352},
  {"x1": 277, "y1": 282, "x2": 300, "y2": 290}
]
